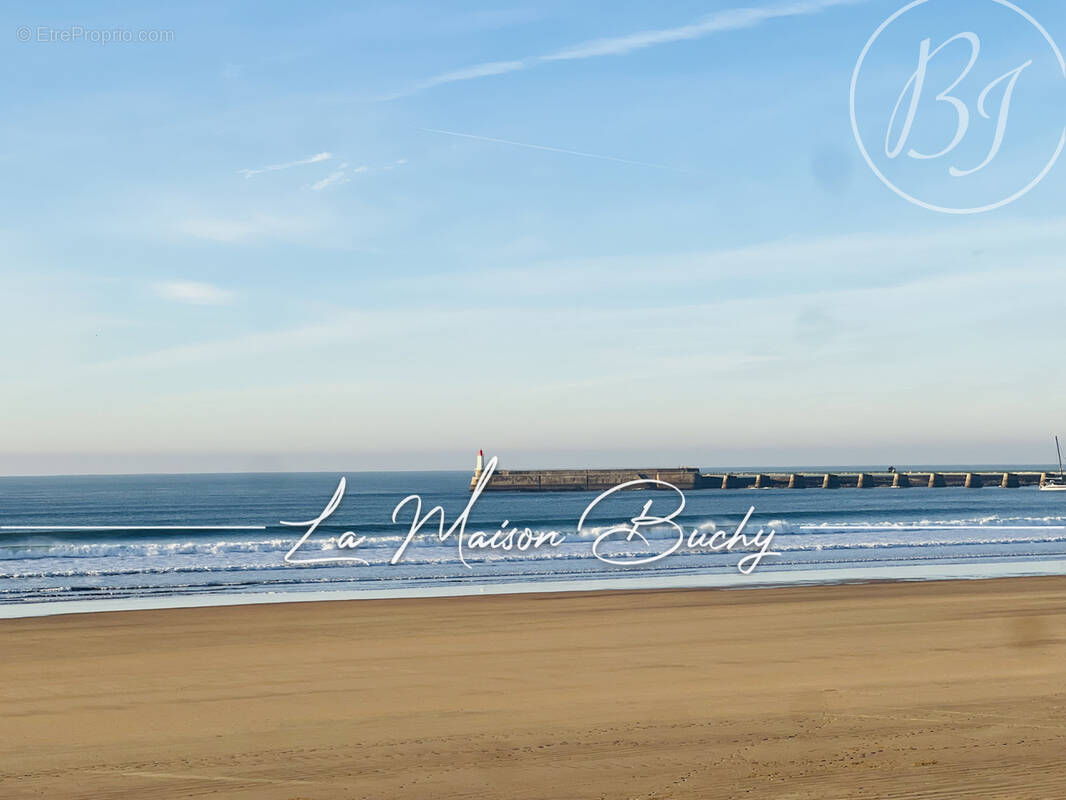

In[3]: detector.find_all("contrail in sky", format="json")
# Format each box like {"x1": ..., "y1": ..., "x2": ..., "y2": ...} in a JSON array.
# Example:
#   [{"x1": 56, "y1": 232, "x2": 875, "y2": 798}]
[{"x1": 401, "y1": 0, "x2": 868, "y2": 96}]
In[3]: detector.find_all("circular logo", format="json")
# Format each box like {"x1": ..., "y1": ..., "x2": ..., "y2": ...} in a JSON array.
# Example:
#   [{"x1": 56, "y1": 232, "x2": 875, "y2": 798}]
[{"x1": 850, "y1": 0, "x2": 1066, "y2": 214}]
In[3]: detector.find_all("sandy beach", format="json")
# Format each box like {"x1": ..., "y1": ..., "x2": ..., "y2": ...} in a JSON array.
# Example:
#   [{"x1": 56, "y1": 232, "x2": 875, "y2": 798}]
[{"x1": 2, "y1": 577, "x2": 1065, "y2": 799}]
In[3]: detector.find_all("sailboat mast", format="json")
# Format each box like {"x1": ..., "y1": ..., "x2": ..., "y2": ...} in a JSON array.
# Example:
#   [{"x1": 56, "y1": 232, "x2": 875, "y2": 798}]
[{"x1": 1058, "y1": 435, "x2": 1065, "y2": 479}]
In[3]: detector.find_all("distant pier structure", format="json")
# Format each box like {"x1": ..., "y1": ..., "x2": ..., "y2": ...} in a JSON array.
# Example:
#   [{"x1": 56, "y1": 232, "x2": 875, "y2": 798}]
[{"x1": 470, "y1": 454, "x2": 1052, "y2": 492}]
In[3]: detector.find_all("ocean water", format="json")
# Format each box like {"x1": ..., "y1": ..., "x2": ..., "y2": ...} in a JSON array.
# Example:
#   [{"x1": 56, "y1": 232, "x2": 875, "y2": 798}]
[{"x1": 3, "y1": 470, "x2": 1066, "y2": 614}]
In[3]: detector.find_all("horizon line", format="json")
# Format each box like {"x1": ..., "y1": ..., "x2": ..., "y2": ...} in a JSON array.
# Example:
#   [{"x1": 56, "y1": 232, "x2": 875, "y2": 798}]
[{"x1": 0, "y1": 463, "x2": 1060, "y2": 480}]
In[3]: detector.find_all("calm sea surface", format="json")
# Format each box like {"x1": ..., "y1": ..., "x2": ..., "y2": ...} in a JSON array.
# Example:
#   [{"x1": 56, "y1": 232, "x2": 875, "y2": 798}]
[{"x1": 3, "y1": 470, "x2": 1066, "y2": 613}]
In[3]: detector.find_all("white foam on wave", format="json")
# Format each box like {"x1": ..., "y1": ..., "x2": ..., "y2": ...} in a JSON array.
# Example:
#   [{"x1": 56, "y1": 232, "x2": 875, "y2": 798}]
[
  {"x1": 0, "y1": 525, "x2": 266, "y2": 532},
  {"x1": 6, "y1": 559, "x2": 1066, "y2": 619},
  {"x1": 797, "y1": 515, "x2": 1066, "y2": 531}
]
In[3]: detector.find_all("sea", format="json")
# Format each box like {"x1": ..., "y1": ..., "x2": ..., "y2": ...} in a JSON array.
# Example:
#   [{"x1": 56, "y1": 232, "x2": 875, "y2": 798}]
[{"x1": 3, "y1": 468, "x2": 1066, "y2": 617}]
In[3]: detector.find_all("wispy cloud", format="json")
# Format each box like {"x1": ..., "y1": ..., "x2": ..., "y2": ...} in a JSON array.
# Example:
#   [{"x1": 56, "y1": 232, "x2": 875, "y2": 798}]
[
  {"x1": 380, "y1": 215, "x2": 1066, "y2": 300},
  {"x1": 420, "y1": 128, "x2": 699, "y2": 173},
  {"x1": 154, "y1": 281, "x2": 234, "y2": 306},
  {"x1": 397, "y1": 0, "x2": 865, "y2": 96},
  {"x1": 311, "y1": 169, "x2": 351, "y2": 191},
  {"x1": 309, "y1": 161, "x2": 403, "y2": 190},
  {"x1": 235, "y1": 149, "x2": 407, "y2": 191},
  {"x1": 238, "y1": 152, "x2": 332, "y2": 178}
]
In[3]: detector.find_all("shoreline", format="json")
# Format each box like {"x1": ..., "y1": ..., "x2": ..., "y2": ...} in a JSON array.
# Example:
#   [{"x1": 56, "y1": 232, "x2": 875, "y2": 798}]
[
  {"x1": 3, "y1": 575, "x2": 1065, "y2": 798},
  {"x1": 5, "y1": 557, "x2": 1066, "y2": 619}
]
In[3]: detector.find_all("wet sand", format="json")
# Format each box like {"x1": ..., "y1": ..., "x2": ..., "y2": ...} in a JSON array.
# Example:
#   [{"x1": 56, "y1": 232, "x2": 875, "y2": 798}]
[{"x1": 2, "y1": 577, "x2": 1065, "y2": 799}]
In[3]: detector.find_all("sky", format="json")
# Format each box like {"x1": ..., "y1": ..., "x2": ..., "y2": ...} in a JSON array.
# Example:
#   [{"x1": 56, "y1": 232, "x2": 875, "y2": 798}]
[{"x1": 1, "y1": 0, "x2": 1065, "y2": 474}]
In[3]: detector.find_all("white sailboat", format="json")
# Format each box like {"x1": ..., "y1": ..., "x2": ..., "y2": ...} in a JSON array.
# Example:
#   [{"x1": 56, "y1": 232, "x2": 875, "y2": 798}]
[{"x1": 1039, "y1": 435, "x2": 1066, "y2": 491}]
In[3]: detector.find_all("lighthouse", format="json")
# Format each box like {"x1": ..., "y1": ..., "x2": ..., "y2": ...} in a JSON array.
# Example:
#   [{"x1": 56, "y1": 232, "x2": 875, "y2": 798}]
[{"x1": 475, "y1": 449, "x2": 484, "y2": 477}]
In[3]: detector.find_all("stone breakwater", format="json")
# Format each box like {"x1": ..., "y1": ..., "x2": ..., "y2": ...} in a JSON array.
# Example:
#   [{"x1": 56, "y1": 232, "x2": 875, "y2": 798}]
[{"x1": 471, "y1": 467, "x2": 1055, "y2": 491}]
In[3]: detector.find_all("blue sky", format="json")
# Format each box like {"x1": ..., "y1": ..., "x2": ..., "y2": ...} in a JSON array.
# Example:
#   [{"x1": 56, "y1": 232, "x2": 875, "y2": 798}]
[{"x1": 2, "y1": 0, "x2": 1065, "y2": 474}]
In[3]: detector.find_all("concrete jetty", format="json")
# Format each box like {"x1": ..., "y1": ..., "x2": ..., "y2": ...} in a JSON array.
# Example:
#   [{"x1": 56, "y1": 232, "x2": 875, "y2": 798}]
[{"x1": 470, "y1": 461, "x2": 1054, "y2": 492}]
